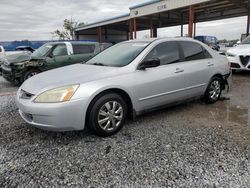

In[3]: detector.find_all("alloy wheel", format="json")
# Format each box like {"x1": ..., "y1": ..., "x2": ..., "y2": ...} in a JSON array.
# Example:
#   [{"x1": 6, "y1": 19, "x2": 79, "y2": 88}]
[{"x1": 209, "y1": 80, "x2": 221, "y2": 100}]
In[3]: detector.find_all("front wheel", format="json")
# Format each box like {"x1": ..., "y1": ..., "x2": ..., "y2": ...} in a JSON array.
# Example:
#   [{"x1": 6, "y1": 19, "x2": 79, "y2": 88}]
[
  {"x1": 23, "y1": 69, "x2": 41, "y2": 81},
  {"x1": 88, "y1": 93, "x2": 127, "y2": 137},
  {"x1": 204, "y1": 77, "x2": 222, "y2": 104}
]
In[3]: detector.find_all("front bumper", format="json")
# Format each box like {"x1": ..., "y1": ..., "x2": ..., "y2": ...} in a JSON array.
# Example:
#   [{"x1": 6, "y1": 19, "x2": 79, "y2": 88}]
[
  {"x1": 16, "y1": 94, "x2": 88, "y2": 131},
  {"x1": 1, "y1": 64, "x2": 24, "y2": 81},
  {"x1": 227, "y1": 55, "x2": 250, "y2": 71},
  {"x1": 223, "y1": 72, "x2": 232, "y2": 92}
]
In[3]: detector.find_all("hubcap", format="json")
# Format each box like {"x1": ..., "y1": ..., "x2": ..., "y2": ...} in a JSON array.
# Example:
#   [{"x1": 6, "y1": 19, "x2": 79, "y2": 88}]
[
  {"x1": 98, "y1": 101, "x2": 123, "y2": 131},
  {"x1": 209, "y1": 80, "x2": 221, "y2": 100}
]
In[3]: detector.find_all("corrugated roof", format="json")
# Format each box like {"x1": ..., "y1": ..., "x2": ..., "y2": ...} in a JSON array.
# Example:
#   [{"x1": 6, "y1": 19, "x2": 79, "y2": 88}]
[
  {"x1": 75, "y1": 13, "x2": 130, "y2": 31},
  {"x1": 75, "y1": 0, "x2": 162, "y2": 31}
]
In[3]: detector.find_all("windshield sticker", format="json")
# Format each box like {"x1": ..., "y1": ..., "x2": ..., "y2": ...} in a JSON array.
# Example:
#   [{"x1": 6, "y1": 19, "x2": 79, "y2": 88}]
[{"x1": 132, "y1": 43, "x2": 148, "y2": 47}]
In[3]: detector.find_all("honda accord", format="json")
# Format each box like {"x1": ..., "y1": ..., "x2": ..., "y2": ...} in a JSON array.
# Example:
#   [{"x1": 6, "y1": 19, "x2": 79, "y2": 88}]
[{"x1": 16, "y1": 38, "x2": 231, "y2": 137}]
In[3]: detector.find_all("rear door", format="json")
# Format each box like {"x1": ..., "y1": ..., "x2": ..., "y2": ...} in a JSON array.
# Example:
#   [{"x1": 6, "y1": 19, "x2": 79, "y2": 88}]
[
  {"x1": 135, "y1": 41, "x2": 190, "y2": 111},
  {"x1": 71, "y1": 44, "x2": 96, "y2": 63},
  {"x1": 178, "y1": 41, "x2": 214, "y2": 96}
]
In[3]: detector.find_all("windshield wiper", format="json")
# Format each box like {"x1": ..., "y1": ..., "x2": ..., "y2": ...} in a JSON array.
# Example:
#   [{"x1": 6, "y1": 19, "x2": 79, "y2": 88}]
[{"x1": 93, "y1": 62, "x2": 105, "y2": 66}]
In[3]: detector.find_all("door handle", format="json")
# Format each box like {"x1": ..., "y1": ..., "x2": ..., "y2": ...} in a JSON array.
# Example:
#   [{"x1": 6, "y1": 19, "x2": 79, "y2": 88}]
[
  {"x1": 175, "y1": 68, "x2": 184, "y2": 73},
  {"x1": 207, "y1": 62, "x2": 214, "y2": 67}
]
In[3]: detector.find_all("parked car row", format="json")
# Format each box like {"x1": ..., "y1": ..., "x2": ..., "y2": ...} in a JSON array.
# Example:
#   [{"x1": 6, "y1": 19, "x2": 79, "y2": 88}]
[
  {"x1": 15, "y1": 38, "x2": 231, "y2": 137},
  {"x1": 1, "y1": 41, "x2": 111, "y2": 84},
  {"x1": 194, "y1": 34, "x2": 250, "y2": 72},
  {"x1": 195, "y1": 36, "x2": 220, "y2": 51}
]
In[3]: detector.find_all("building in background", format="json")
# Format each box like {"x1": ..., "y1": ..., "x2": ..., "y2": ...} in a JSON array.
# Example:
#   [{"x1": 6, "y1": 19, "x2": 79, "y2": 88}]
[{"x1": 75, "y1": 0, "x2": 250, "y2": 43}]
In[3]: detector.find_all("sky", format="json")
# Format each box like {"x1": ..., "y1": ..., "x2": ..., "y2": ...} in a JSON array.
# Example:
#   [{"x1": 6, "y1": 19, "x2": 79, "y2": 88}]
[{"x1": 0, "y1": 0, "x2": 247, "y2": 41}]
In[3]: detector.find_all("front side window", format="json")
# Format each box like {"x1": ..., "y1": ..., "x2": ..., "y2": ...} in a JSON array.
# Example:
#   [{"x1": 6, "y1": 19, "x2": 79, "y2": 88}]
[
  {"x1": 144, "y1": 41, "x2": 181, "y2": 65},
  {"x1": 180, "y1": 41, "x2": 211, "y2": 61},
  {"x1": 52, "y1": 44, "x2": 68, "y2": 56},
  {"x1": 86, "y1": 42, "x2": 149, "y2": 67},
  {"x1": 73, "y1": 44, "x2": 95, "y2": 54}
]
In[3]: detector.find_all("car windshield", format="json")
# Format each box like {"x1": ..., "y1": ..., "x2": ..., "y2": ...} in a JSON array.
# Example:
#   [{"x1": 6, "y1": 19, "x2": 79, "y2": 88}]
[
  {"x1": 86, "y1": 42, "x2": 149, "y2": 67},
  {"x1": 241, "y1": 36, "x2": 250, "y2": 44},
  {"x1": 32, "y1": 44, "x2": 53, "y2": 57}
]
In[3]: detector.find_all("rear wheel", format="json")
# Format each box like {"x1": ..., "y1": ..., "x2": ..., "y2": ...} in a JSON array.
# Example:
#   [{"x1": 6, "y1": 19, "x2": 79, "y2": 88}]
[
  {"x1": 88, "y1": 93, "x2": 127, "y2": 137},
  {"x1": 204, "y1": 77, "x2": 222, "y2": 104},
  {"x1": 23, "y1": 69, "x2": 41, "y2": 81}
]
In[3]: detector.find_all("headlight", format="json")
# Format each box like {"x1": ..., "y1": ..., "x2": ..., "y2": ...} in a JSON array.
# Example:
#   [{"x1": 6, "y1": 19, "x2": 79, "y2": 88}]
[
  {"x1": 226, "y1": 52, "x2": 236, "y2": 57},
  {"x1": 34, "y1": 84, "x2": 79, "y2": 103}
]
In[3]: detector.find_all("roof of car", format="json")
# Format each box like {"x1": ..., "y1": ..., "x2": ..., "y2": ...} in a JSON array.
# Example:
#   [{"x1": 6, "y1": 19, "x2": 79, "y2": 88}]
[
  {"x1": 123, "y1": 37, "x2": 199, "y2": 43},
  {"x1": 16, "y1": 46, "x2": 33, "y2": 48},
  {"x1": 46, "y1": 41, "x2": 100, "y2": 45}
]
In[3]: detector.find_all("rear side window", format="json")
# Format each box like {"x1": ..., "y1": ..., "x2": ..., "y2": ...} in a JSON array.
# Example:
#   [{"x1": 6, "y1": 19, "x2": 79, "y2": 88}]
[
  {"x1": 180, "y1": 41, "x2": 212, "y2": 61},
  {"x1": 72, "y1": 44, "x2": 95, "y2": 54},
  {"x1": 0, "y1": 48, "x2": 2, "y2": 52},
  {"x1": 144, "y1": 41, "x2": 181, "y2": 66}
]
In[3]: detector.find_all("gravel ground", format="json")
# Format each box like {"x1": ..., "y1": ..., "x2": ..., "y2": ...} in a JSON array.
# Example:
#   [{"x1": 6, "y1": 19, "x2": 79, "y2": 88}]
[{"x1": 0, "y1": 73, "x2": 250, "y2": 188}]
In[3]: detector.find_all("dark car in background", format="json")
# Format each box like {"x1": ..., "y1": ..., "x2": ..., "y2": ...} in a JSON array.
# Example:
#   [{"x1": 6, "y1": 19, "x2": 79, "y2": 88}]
[
  {"x1": 16, "y1": 46, "x2": 35, "y2": 54},
  {"x1": 195, "y1": 36, "x2": 220, "y2": 51},
  {"x1": 1, "y1": 41, "x2": 112, "y2": 84}
]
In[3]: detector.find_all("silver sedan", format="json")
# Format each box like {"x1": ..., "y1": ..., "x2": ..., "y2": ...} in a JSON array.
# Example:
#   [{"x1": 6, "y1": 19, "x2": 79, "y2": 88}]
[{"x1": 16, "y1": 38, "x2": 231, "y2": 137}]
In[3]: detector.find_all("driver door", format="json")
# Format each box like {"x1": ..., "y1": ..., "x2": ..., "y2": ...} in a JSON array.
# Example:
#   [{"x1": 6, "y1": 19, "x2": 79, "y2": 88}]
[{"x1": 46, "y1": 44, "x2": 71, "y2": 69}]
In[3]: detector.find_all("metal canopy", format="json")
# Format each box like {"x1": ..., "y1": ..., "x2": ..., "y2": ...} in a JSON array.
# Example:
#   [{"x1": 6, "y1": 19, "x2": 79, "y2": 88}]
[{"x1": 75, "y1": 0, "x2": 250, "y2": 42}]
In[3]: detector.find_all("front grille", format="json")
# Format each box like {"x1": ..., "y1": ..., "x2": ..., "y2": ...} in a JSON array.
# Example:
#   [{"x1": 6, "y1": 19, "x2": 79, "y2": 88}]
[
  {"x1": 230, "y1": 63, "x2": 241, "y2": 68},
  {"x1": 20, "y1": 90, "x2": 34, "y2": 99},
  {"x1": 240, "y1": 56, "x2": 250, "y2": 67}
]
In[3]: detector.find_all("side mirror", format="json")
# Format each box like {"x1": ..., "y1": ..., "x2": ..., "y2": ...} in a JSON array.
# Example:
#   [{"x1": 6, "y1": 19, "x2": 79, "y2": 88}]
[{"x1": 138, "y1": 58, "x2": 160, "y2": 70}]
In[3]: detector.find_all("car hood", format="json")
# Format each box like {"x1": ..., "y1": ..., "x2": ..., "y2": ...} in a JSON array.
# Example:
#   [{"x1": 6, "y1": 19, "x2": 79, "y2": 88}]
[
  {"x1": 3, "y1": 53, "x2": 44, "y2": 65},
  {"x1": 21, "y1": 64, "x2": 124, "y2": 94},
  {"x1": 4, "y1": 52, "x2": 31, "y2": 64},
  {"x1": 227, "y1": 44, "x2": 250, "y2": 55}
]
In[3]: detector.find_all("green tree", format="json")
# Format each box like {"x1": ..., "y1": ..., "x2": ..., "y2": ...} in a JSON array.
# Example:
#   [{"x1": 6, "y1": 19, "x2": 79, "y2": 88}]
[{"x1": 52, "y1": 19, "x2": 85, "y2": 40}]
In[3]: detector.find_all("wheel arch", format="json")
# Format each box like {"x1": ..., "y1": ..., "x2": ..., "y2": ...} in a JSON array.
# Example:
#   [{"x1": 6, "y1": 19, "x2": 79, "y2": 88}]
[{"x1": 85, "y1": 88, "x2": 134, "y2": 126}]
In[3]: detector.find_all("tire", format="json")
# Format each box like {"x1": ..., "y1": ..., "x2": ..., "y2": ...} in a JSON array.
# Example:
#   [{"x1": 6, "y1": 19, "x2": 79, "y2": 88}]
[
  {"x1": 204, "y1": 76, "x2": 223, "y2": 104},
  {"x1": 13, "y1": 79, "x2": 22, "y2": 86},
  {"x1": 23, "y1": 69, "x2": 41, "y2": 81},
  {"x1": 88, "y1": 93, "x2": 127, "y2": 137}
]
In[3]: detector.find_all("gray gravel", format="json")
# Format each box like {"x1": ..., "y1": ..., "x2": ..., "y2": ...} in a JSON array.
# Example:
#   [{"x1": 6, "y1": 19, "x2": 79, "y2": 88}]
[{"x1": 0, "y1": 73, "x2": 250, "y2": 188}]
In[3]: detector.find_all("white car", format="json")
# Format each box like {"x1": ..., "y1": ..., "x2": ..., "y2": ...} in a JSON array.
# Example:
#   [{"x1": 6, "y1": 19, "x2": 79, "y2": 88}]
[{"x1": 227, "y1": 36, "x2": 250, "y2": 71}]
